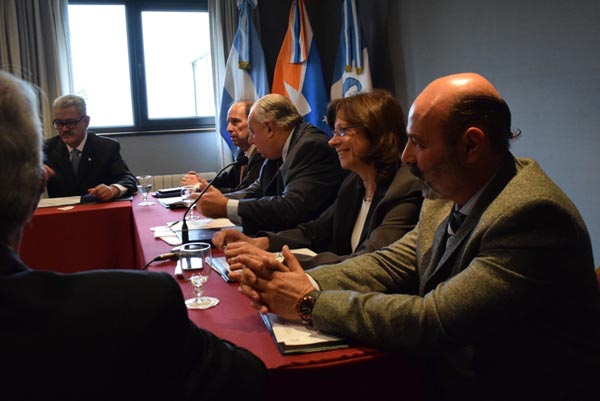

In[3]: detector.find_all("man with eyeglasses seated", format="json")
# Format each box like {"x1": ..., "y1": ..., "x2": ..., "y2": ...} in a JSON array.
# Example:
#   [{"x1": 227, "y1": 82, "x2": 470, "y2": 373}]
[{"x1": 44, "y1": 95, "x2": 137, "y2": 200}]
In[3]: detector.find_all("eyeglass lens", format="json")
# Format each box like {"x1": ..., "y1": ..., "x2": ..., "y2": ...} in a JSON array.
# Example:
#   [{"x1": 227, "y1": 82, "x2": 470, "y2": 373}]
[{"x1": 53, "y1": 117, "x2": 83, "y2": 129}]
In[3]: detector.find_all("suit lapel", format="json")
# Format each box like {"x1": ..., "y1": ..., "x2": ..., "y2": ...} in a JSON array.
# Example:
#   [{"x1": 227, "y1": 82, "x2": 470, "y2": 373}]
[
  {"x1": 420, "y1": 154, "x2": 518, "y2": 293},
  {"x1": 261, "y1": 159, "x2": 283, "y2": 196},
  {"x1": 78, "y1": 134, "x2": 95, "y2": 181},
  {"x1": 419, "y1": 203, "x2": 453, "y2": 294}
]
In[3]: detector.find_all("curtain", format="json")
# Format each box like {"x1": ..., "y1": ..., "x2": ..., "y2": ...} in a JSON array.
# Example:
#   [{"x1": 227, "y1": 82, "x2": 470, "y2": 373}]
[
  {"x1": 0, "y1": 0, "x2": 70, "y2": 138},
  {"x1": 208, "y1": 0, "x2": 238, "y2": 167}
]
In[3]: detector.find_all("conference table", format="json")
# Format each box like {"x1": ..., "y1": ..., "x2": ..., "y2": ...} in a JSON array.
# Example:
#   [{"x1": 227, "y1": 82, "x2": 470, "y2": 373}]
[
  {"x1": 22, "y1": 194, "x2": 425, "y2": 400},
  {"x1": 20, "y1": 199, "x2": 137, "y2": 272},
  {"x1": 132, "y1": 194, "x2": 425, "y2": 401}
]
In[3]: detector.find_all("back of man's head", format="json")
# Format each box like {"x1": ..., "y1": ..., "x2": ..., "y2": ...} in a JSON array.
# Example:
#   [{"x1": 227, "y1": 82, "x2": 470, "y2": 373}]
[
  {"x1": 250, "y1": 94, "x2": 303, "y2": 129},
  {"x1": 0, "y1": 71, "x2": 43, "y2": 241}
]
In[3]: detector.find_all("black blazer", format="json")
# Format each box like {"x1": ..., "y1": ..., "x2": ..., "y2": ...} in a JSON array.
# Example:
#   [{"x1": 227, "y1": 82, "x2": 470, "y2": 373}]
[
  {"x1": 262, "y1": 165, "x2": 423, "y2": 269},
  {"x1": 0, "y1": 244, "x2": 266, "y2": 401},
  {"x1": 227, "y1": 122, "x2": 346, "y2": 234},
  {"x1": 44, "y1": 132, "x2": 137, "y2": 198},
  {"x1": 212, "y1": 147, "x2": 265, "y2": 193}
]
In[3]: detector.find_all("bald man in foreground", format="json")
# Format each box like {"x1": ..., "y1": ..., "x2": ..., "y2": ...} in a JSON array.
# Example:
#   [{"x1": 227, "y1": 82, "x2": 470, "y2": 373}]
[{"x1": 231, "y1": 73, "x2": 600, "y2": 400}]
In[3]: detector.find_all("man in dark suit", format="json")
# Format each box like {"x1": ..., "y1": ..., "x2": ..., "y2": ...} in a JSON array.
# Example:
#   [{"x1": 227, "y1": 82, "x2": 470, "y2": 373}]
[
  {"x1": 0, "y1": 71, "x2": 266, "y2": 401},
  {"x1": 198, "y1": 94, "x2": 345, "y2": 234},
  {"x1": 180, "y1": 100, "x2": 265, "y2": 193},
  {"x1": 232, "y1": 73, "x2": 600, "y2": 400},
  {"x1": 44, "y1": 94, "x2": 137, "y2": 200}
]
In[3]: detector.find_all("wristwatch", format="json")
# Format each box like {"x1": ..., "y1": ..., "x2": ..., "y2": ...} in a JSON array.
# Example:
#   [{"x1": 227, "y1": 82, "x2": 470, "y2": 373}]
[{"x1": 296, "y1": 290, "x2": 321, "y2": 323}]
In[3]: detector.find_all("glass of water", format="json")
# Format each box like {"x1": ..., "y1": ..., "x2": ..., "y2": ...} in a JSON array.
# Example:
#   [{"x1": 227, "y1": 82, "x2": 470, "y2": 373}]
[
  {"x1": 136, "y1": 175, "x2": 155, "y2": 206},
  {"x1": 178, "y1": 242, "x2": 219, "y2": 309},
  {"x1": 181, "y1": 185, "x2": 199, "y2": 219}
]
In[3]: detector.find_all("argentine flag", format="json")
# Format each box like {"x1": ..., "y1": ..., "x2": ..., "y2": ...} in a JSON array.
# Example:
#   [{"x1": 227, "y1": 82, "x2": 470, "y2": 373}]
[
  {"x1": 220, "y1": 0, "x2": 269, "y2": 152},
  {"x1": 272, "y1": 0, "x2": 330, "y2": 135},
  {"x1": 330, "y1": 0, "x2": 372, "y2": 100}
]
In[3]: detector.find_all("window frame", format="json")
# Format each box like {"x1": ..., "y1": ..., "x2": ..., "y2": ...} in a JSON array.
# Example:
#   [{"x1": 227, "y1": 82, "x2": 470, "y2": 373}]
[{"x1": 68, "y1": 0, "x2": 213, "y2": 135}]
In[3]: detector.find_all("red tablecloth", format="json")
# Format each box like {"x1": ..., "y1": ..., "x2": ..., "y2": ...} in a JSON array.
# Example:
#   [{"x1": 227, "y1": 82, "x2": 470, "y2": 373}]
[
  {"x1": 20, "y1": 200, "x2": 137, "y2": 273},
  {"x1": 133, "y1": 194, "x2": 425, "y2": 401}
]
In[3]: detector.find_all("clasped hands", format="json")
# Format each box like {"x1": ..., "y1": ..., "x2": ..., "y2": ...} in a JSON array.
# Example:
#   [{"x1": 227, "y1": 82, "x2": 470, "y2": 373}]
[{"x1": 227, "y1": 245, "x2": 315, "y2": 321}]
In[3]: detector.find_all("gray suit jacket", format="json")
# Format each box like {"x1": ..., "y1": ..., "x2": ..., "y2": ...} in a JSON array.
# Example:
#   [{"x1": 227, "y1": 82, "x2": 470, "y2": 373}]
[{"x1": 308, "y1": 155, "x2": 600, "y2": 400}]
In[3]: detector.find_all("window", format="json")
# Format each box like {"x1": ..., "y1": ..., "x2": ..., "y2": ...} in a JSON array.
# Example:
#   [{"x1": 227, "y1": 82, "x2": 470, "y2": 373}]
[{"x1": 68, "y1": 0, "x2": 213, "y2": 133}]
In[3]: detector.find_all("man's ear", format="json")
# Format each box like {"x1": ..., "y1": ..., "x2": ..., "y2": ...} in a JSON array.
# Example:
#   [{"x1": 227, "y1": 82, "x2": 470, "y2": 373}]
[
  {"x1": 463, "y1": 127, "x2": 484, "y2": 163},
  {"x1": 265, "y1": 121, "x2": 274, "y2": 137}
]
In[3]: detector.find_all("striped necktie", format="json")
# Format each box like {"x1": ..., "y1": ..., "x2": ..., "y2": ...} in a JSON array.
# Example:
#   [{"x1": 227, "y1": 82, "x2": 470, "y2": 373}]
[
  {"x1": 71, "y1": 148, "x2": 81, "y2": 175},
  {"x1": 448, "y1": 209, "x2": 466, "y2": 235}
]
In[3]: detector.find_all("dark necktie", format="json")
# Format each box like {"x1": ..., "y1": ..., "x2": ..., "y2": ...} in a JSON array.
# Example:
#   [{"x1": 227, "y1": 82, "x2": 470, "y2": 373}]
[
  {"x1": 448, "y1": 209, "x2": 466, "y2": 235},
  {"x1": 237, "y1": 151, "x2": 247, "y2": 185},
  {"x1": 71, "y1": 148, "x2": 81, "y2": 175}
]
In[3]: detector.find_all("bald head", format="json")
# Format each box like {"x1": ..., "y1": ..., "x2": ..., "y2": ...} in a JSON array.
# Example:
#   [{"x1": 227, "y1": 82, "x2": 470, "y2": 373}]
[
  {"x1": 411, "y1": 72, "x2": 517, "y2": 153},
  {"x1": 411, "y1": 73, "x2": 501, "y2": 127},
  {"x1": 403, "y1": 72, "x2": 519, "y2": 205}
]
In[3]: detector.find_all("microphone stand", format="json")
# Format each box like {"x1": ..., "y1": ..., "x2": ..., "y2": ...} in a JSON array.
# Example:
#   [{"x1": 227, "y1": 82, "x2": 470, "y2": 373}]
[{"x1": 180, "y1": 155, "x2": 248, "y2": 244}]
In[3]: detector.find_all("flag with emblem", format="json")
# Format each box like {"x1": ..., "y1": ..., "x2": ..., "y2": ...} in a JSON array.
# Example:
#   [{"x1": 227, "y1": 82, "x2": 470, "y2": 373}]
[
  {"x1": 272, "y1": 0, "x2": 330, "y2": 134},
  {"x1": 220, "y1": 0, "x2": 269, "y2": 152},
  {"x1": 330, "y1": 0, "x2": 372, "y2": 100}
]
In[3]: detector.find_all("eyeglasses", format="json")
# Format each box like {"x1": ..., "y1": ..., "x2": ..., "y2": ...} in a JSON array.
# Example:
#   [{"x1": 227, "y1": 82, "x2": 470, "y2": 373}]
[
  {"x1": 52, "y1": 116, "x2": 85, "y2": 129},
  {"x1": 332, "y1": 125, "x2": 359, "y2": 137}
]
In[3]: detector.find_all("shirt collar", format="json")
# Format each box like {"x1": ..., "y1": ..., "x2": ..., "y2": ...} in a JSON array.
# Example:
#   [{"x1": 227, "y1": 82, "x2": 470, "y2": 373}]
[
  {"x1": 456, "y1": 165, "x2": 502, "y2": 216},
  {"x1": 66, "y1": 132, "x2": 88, "y2": 153},
  {"x1": 280, "y1": 126, "x2": 295, "y2": 163}
]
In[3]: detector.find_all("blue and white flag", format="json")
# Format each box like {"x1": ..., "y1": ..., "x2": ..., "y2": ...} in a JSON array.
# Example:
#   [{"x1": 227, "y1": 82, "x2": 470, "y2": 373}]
[
  {"x1": 219, "y1": 0, "x2": 269, "y2": 152},
  {"x1": 272, "y1": 0, "x2": 330, "y2": 135},
  {"x1": 330, "y1": 0, "x2": 372, "y2": 100}
]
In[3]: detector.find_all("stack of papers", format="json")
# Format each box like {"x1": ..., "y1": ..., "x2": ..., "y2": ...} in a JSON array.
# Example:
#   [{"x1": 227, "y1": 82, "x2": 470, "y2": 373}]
[{"x1": 261, "y1": 312, "x2": 348, "y2": 355}]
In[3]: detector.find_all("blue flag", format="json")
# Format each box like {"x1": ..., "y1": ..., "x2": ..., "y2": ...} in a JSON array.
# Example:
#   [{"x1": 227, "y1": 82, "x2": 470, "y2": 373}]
[
  {"x1": 272, "y1": 0, "x2": 330, "y2": 135},
  {"x1": 330, "y1": 0, "x2": 372, "y2": 100},
  {"x1": 219, "y1": 0, "x2": 269, "y2": 152}
]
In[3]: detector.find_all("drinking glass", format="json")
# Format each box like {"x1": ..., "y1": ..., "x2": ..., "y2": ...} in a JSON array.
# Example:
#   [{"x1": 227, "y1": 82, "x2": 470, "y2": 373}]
[
  {"x1": 178, "y1": 242, "x2": 219, "y2": 309},
  {"x1": 181, "y1": 185, "x2": 199, "y2": 220},
  {"x1": 136, "y1": 175, "x2": 155, "y2": 206}
]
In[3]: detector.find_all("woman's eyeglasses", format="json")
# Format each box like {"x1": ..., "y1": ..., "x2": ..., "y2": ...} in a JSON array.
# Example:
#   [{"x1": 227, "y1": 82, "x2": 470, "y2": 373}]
[{"x1": 332, "y1": 125, "x2": 359, "y2": 137}]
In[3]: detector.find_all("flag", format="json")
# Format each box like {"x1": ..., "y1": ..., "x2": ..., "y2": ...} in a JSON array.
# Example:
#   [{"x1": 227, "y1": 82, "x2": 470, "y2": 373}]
[
  {"x1": 330, "y1": 0, "x2": 372, "y2": 100},
  {"x1": 272, "y1": 0, "x2": 330, "y2": 134},
  {"x1": 220, "y1": 0, "x2": 269, "y2": 152}
]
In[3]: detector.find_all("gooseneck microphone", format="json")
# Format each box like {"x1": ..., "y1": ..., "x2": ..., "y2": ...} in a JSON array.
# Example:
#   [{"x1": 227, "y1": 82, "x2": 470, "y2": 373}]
[{"x1": 180, "y1": 155, "x2": 249, "y2": 244}]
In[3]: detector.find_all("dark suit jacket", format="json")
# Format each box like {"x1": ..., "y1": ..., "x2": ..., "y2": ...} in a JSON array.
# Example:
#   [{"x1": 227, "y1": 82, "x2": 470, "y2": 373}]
[
  {"x1": 44, "y1": 132, "x2": 137, "y2": 198},
  {"x1": 227, "y1": 122, "x2": 346, "y2": 234},
  {"x1": 0, "y1": 244, "x2": 266, "y2": 401},
  {"x1": 261, "y1": 165, "x2": 423, "y2": 269},
  {"x1": 212, "y1": 147, "x2": 265, "y2": 193},
  {"x1": 309, "y1": 154, "x2": 600, "y2": 400}
]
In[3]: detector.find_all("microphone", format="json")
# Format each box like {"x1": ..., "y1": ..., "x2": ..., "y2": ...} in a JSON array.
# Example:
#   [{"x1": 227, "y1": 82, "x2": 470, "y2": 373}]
[
  {"x1": 142, "y1": 251, "x2": 179, "y2": 270},
  {"x1": 180, "y1": 155, "x2": 249, "y2": 244},
  {"x1": 155, "y1": 252, "x2": 178, "y2": 261}
]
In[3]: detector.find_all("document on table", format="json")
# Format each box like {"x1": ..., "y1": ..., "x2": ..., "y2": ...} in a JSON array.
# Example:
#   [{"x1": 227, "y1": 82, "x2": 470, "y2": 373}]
[
  {"x1": 261, "y1": 312, "x2": 348, "y2": 355},
  {"x1": 37, "y1": 196, "x2": 81, "y2": 208},
  {"x1": 168, "y1": 218, "x2": 236, "y2": 231},
  {"x1": 151, "y1": 218, "x2": 236, "y2": 246}
]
